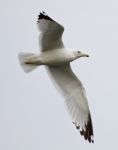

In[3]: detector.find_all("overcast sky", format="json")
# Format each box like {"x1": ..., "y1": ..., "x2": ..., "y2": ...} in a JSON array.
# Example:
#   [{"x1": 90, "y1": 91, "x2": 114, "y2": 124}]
[{"x1": 0, "y1": 0, "x2": 118, "y2": 149}]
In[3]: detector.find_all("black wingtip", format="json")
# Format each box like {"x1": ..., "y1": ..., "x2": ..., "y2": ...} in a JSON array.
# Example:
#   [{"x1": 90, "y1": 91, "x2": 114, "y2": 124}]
[
  {"x1": 74, "y1": 114, "x2": 94, "y2": 143},
  {"x1": 37, "y1": 11, "x2": 53, "y2": 24}
]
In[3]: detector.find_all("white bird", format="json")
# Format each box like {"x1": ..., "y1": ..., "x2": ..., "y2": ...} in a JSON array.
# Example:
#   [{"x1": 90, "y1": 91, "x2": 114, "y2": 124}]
[{"x1": 18, "y1": 12, "x2": 94, "y2": 143}]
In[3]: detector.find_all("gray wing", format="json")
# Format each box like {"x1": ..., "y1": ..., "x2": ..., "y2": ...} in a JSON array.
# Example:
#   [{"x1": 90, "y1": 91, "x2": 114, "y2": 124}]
[
  {"x1": 37, "y1": 12, "x2": 64, "y2": 51},
  {"x1": 46, "y1": 64, "x2": 94, "y2": 143}
]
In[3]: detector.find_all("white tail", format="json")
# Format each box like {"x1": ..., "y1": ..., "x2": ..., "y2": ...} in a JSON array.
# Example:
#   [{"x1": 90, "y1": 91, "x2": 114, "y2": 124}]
[{"x1": 18, "y1": 52, "x2": 38, "y2": 73}]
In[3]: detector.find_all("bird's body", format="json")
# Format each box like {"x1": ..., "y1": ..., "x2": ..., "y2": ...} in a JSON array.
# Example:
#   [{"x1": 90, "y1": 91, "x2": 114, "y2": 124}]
[
  {"x1": 18, "y1": 12, "x2": 94, "y2": 143},
  {"x1": 24, "y1": 48, "x2": 88, "y2": 66},
  {"x1": 39, "y1": 48, "x2": 78, "y2": 65}
]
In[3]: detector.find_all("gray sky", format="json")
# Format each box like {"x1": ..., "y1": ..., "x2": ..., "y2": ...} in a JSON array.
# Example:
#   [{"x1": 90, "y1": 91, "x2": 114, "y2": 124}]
[{"x1": 0, "y1": 0, "x2": 118, "y2": 149}]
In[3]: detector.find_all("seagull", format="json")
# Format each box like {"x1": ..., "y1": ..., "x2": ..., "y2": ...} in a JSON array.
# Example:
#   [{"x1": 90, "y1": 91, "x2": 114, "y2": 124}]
[{"x1": 18, "y1": 12, "x2": 94, "y2": 143}]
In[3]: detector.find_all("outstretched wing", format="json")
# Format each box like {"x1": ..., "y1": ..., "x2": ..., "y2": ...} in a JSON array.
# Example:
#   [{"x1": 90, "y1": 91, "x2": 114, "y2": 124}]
[
  {"x1": 47, "y1": 64, "x2": 94, "y2": 143},
  {"x1": 37, "y1": 12, "x2": 64, "y2": 51}
]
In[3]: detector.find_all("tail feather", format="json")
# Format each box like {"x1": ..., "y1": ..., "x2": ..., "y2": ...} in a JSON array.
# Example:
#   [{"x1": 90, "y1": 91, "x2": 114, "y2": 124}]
[{"x1": 18, "y1": 52, "x2": 38, "y2": 73}]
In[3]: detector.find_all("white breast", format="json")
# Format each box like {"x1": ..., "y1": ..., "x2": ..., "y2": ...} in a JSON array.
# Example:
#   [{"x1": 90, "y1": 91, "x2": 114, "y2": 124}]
[{"x1": 39, "y1": 49, "x2": 75, "y2": 65}]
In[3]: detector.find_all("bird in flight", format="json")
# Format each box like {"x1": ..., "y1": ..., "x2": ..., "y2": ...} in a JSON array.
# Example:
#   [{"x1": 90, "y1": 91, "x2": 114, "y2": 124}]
[{"x1": 18, "y1": 12, "x2": 94, "y2": 143}]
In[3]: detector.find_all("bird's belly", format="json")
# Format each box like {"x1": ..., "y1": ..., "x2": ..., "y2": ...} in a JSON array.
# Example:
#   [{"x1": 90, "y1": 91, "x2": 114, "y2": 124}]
[{"x1": 40, "y1": 51, "x2": 73, "y2": 65}]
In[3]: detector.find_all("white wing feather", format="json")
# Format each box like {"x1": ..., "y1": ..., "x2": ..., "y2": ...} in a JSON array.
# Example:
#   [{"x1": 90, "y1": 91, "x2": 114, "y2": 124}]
[
  {"x1": 37, "y1": 12, "x2": 64, "y2": 51},
  {"x1": 46, "y1": 64, "x2": 94, "y2": 143}
]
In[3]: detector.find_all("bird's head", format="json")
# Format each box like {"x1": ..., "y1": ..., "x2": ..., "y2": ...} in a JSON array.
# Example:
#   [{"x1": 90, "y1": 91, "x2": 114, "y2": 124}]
[{"x1": 73, "y1": 51, "x2": 89, "y2": 59}]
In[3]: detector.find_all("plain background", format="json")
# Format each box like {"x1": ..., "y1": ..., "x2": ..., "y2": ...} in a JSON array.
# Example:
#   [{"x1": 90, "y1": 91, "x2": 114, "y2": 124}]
[{"x1": 0, "y1": 0, "x2": 118, "y2": 149}]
